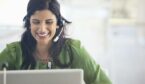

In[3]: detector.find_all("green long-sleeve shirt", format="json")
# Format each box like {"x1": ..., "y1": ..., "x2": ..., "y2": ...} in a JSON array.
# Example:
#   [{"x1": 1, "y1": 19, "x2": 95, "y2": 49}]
[{"x1": 0, "y1": 39, "x2": 112, "y2": 84}]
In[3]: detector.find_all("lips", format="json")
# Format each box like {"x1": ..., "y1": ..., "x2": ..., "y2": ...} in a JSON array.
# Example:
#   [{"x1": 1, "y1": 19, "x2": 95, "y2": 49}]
[
  {"x1": 36, "y1": 32, "x2": 50, "y2": 39},
  {"x1": 38, "y1": 33, "x2": 48, "y2": 36}
]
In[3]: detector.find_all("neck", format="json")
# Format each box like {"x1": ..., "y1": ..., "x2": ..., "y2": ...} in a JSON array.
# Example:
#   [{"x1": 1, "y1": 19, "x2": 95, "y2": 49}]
[
  {"x1": 35, "y1": 42, "x2": 51, "y2": 58},
  {"x1": 36, "y1": 41, "x2": 52, "y2": 53}
]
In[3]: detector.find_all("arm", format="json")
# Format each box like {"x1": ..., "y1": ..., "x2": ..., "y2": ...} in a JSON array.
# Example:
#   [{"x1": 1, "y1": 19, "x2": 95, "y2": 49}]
[
  {"x1": 67, "y1": 39, "x2": 112, "y2": 84},
  {"x1": 0, "y1": 42, "x2": 22, "y2": 70},
  {"x1": 0, "y1": 46, "x2": 13, "y2": 70}
]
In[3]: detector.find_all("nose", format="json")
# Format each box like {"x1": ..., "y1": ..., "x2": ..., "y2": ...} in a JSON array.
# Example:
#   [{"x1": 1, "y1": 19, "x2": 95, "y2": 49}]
[{"x1": 39, "y1": 23, "x2": 47, "y2": 32}]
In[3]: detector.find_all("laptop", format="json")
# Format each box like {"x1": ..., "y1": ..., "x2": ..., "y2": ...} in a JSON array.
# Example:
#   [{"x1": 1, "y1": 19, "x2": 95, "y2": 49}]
[{"x1": 0, "y1": 69, "x2": 84, "y2": 84}]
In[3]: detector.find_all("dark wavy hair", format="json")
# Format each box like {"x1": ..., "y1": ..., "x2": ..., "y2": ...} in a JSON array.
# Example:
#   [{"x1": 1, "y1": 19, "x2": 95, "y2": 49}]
[{"x1": 20, "y1": 0, "x2": 72, "y2": 69}]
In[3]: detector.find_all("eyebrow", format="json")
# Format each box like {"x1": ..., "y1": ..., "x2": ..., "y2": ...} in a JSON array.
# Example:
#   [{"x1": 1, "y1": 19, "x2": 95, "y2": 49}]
[{"x1": 31, "y1": 19, "x2": 55, "y2": 21}]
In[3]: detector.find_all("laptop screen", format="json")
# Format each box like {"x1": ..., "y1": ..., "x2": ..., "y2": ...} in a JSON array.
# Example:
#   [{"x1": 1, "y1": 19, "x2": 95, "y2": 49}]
[{"x1": 0, "y1": 69, "x2": 84, "y2": 84}]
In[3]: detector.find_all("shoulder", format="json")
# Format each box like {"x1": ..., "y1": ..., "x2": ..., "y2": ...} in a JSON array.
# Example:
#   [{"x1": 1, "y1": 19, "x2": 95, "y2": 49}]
[
  {"x1": 64, "y1": 38, "x2": 82, "y2": 48},
  {"x1": 64, "y1": 38, "x2": 97, "y2": 68},
  {"x1": 1, "y1": 41, "x2": 22, "y2": 56},
  {"x1": 64, "y1": 38, "x2": 92, "y2": 63},
  {"x1": 64, "y1": 38, "x2": 88, "y2": 56},
  {"x1": 6, "y1": 41, "x2": 21, "y2": 52},
  {"x1": 0, "y1": 41, "x2": 22, "y2": 69},
  {"x1": 6, "y1": 41, "x2": 21, "y2": 48}
]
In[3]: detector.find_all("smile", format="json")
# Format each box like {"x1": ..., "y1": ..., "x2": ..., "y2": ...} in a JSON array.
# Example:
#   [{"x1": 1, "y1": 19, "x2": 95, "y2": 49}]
[
  {"x1": 36, "y1": 32, "x2": 50, "y2": 38},
  {"x1": 38, "y1": 33, "x2": 48, "y2": 36}
]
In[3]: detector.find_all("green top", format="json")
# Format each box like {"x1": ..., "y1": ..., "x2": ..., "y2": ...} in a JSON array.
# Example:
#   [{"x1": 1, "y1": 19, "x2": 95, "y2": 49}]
[{"x1": 0, "y1": 39, "x2": 112, "y2": 84}]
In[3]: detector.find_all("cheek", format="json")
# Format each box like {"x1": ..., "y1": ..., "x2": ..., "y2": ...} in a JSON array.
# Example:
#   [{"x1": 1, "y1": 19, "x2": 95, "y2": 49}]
[
  {"x1": 30, "y1": 24, "x2": 38, "y2": 31},
  {"x1": 53, "y1": 27, "x2": 58, "y2": 34},
  {"x1": 30, "y1": 27, "x2": 37, "y2": 35},
  {"x1": 50, "y1": 24, "x2": 58, "y2": 31}
]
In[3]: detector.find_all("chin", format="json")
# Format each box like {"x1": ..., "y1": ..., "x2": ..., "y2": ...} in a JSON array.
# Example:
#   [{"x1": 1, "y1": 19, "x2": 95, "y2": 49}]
[{"x1": 37, "y1": 39, "x2": 51, "y2": 45}]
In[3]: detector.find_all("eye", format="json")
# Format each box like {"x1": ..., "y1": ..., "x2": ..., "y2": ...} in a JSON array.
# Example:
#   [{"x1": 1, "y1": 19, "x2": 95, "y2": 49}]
[
  {"x1": 46, "y1": 21, "x2": 53, "y2": 25},
  {"x1": 32, "y1": 20, "x2": 40, "y2": 25}
]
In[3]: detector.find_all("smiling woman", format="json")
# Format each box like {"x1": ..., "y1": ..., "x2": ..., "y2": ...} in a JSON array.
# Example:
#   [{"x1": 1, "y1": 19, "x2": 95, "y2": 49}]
[
  {"x1": 0, "y1": 0, "x2": 112, "y2": 84},
  {"x1": 30, "y1": 10, "x2": 59, "y2": 46}
]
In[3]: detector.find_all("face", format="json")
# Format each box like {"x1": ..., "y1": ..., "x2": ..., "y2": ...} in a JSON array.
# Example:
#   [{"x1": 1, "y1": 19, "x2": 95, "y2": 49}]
[{"x1": 30, "y1": 9, "x2": 59, "y2": 45}]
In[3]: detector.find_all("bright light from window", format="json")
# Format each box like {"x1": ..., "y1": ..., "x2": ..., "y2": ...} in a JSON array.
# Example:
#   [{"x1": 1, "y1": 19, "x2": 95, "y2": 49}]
[{"x1": 0, "y1": 0, "x2": 28, "y2": 25}]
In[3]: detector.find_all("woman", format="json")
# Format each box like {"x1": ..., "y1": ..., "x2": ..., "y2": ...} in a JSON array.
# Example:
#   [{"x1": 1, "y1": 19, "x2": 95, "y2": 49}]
[{"x1": 0, "y1": 0, "x2": 112, "y2": 84}]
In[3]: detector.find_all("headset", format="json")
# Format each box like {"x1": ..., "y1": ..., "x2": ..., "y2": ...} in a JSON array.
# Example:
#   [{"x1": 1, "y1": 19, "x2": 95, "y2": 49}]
[
  {"x1": 53, "y1": 27, "x2": 64, "y2": 42},
  {"x1": 53, "y1": 18, "x2": 64, "y2": 42}
]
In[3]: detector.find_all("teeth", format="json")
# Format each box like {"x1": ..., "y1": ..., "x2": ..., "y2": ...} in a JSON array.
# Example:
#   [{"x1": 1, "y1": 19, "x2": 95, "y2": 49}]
[
  {"x1": 38, "y1": 33, "x2": 48, "y2": 36},
  {"x1": 36, "y1": 32, "x2": 49, "y2": 38}
]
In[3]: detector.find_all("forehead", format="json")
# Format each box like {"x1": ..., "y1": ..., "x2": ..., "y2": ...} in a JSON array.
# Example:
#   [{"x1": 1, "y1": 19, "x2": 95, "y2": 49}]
[{"x1": 30, "y1": 9, "x2": 57, "y2": 20}]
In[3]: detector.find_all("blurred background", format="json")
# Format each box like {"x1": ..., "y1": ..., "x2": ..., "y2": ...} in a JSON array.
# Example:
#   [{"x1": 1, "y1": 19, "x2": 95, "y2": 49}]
[{"x1": 0, "y1": 0, "x2": 145, "y2": 84}]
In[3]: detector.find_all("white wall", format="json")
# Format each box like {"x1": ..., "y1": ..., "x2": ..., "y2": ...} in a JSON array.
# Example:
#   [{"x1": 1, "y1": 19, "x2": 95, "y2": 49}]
[
  {"x1": 0, "y1": 0, "x2": 27, "y2": 51},
  {"x1": 110, "y1": 0, "x2": 145, "y2": 84}
]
